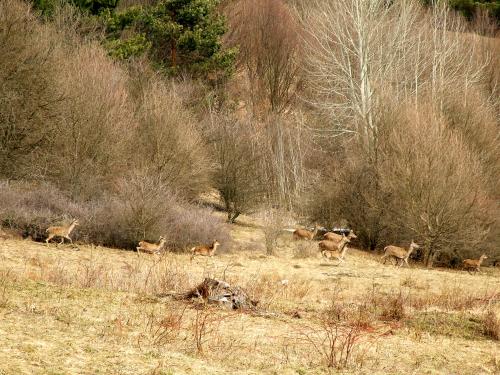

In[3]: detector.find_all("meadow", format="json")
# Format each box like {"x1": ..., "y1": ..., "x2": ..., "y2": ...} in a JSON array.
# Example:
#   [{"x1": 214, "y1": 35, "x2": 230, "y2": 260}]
[{"x1": 0, "y1": 217, "x2": 498, "y2": 374}]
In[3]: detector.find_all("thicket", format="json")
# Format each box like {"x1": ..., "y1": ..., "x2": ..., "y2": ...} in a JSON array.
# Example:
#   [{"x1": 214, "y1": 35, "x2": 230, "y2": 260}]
[
  {"x1": 1, "y1": 0, "x2": 498, "y2": 266},
  {"x1": 302, "y1": 0, "x2": 499, "y2": 266},
  {"x1": 0, "y1": 0, "x2": 227, "y2": 250}
]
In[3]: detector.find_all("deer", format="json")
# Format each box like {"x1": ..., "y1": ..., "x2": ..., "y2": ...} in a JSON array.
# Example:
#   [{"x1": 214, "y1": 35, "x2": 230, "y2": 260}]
[
  {"x1": 318, "y1": 234, "x2": 351, "y2": 264},
  {"x1": 381, "y1": 240, "x2": 420, "y2": 267},
  {"x1": 190, "y1": 239, "x2": 220, "y2": 261},
  {"x1": 45, "y1": 219, "x2": 79, "y2": 245},
  {"x1": 293, "y1": 225, "x2": 319, "y2": 241},
  {"x1": 323, "y1": 229, "x2": 357, "y2": 242},
  {"x1": 136, "y1": 236, "x2": 166, "y2": 256},
  {"x1": 462, "y1": 254, "x2": 488, "y2": 273}
]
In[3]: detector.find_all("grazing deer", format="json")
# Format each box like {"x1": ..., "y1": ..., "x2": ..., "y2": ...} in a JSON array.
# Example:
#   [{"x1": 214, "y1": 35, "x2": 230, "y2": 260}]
[
  {"x1": 323, "y1": 229, "x2": 357, "y2": 242},
  {"x1": 191, "y1": 239, "x2": 220, "y2": 261},
  {"x1": 381, "y1": 240, "x2": 420, "y2": 267},
  {"x1": 136, "y1": 236, "x2": 166, "y2": 255},
  {"x1": 318, "y1": 235, "x2": 351, "y2": 263},
  {"x1": 462, "y1": 254, "x2": 488, "y2": 273},
  {"x1": 45, "y1": 219, "x2": 79, "y2": 245},
  {"x1": 293, "y1": 225, "x2": 319, "y2": 241}
]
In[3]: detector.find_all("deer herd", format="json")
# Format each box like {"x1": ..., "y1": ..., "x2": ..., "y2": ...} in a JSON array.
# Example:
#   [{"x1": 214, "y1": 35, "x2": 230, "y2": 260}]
[{"x1": 43, "y1": 219, "x2": 490, "y2": 273}]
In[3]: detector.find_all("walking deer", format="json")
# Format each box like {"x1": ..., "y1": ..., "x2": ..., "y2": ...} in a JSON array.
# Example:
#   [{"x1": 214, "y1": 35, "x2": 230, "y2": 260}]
[
  {"x1": 323, "y1": 229, "x2": 357, "y2": 242},
  {"x1": 462, "y1": 254, "x2": 488, "y2": 273},
  {"x1": 136, "y1": 236, "x2": 166, "y2": 255},
  {"x1": 318, "y1": 234, "x2": 351, "y2": 264},
  {"x1": 45, "y1": 219, "x2": 79, "y2": 245},
  {"x1": 191, "y1": 239, "x2": 220, "y2": 261},
  {"x1": 293, "y1": 225, "x2": 319, "y2": 241},
  {"x1": 381, "y1": 240, "x2": 420, "y2": 267}
]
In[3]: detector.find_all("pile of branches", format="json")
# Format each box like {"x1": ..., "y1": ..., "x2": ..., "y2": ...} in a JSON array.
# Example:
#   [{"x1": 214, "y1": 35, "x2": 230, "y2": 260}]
[{"x1": 163, "y1": 278, "x2": 259, "y2": 311}]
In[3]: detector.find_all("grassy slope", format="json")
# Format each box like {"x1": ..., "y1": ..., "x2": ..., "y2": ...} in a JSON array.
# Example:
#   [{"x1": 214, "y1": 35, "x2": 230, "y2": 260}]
[{"x1": 0, "y1": 218, "x2": 499, "y2": 374}]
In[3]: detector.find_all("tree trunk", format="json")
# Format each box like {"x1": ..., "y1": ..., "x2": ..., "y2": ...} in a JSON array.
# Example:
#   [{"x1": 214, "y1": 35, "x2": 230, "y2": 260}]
[
  {"x1": 171, "y1": 39, "x2": 177, "y2": 67},
  {"x1": 424, "y1": 242, "x2": 435, "y2": 268},
  {"x1": 229, "y1": 211, "x2": 240, "y2": 224}
]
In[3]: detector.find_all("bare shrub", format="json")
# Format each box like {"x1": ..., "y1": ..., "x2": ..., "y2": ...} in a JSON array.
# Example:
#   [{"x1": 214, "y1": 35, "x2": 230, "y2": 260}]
[
  {"x1": 190, "y1": 307, "x2": 229, "y2": 355},
  {"x1": 482, "y1": 309, "x2": 500, "y2": 341},
  {"x1": 51, "y1": 42, "x2": 134, "y2": 198},
  {"x1": 295, "y1": 300, "x2": 367, "y2": 369},
  {"x1": 147, "y1": 305, "x2": 187, "y2": 346},
  {"x1": 0, "y1": 181, "x2": 87, "y2": 241},
  {"x1": 259, "y1": 209, "x2": 287, "y2": 255},
  {"x1": 88, "y1": 176, "x2": 231, "y2": 250},
  {"x1": 293, "y1": 241, "x2": 317, "y2": 259},
  {"x1": 149, "y1": 260, "x2": 192, "y2": 295},
  {"x1": 227, "y1": 0, "x2": 302, "y2": 114},
  {"x1": 0, "y1": 178, "x2": 230, "y2": 251},
  {"x1": 209, "y1": 114, "x2": 265, "y2": 223},
  {"x1": 0, "y1": 0, "x2": 60, "y2": 179},
  {"x1": 378, "y1": 104, "x2": 493, "y2": 267},
  {"x1": 132, "y1": 79, "x2": 213, "y2": 201}
]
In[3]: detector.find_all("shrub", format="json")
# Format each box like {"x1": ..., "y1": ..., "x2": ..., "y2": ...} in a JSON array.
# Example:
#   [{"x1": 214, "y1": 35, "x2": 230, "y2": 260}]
[
  {"x1": 258, "y1": 209, "x2": 288, "y2": 255},
  {"x1": 0, "y1": 179, "x2": 230, "y2": 251},
  {"x1": 482, "y1": 309, "x2": 500, "y2": 341},
  {"x1": 0, "y1": 0, "x2": 60, "y2": 179}
]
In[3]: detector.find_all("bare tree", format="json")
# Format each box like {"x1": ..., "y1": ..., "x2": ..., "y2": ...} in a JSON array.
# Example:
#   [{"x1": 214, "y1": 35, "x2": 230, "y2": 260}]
[
  {"x1": 378, "y1": 104, "x2": 493, "y2": 267},
  {"x1": 259, "y1": 114, "x2": 312, "y2": 211},
  {"x1": 302, "y1": 0, "x2": 485, "y2": 156},
  {"x1": 209, "y1": 114, "x2": 265, "y2": 223},
  {"x1": 0, "y1": 0, "x2": 61, "y2": 179},
  {"x1": 227, "y1": 0, "x2": 302, "y2": 114},
  {"x1": 133, "y1": 79, "x2": 213, "y2": 201}
]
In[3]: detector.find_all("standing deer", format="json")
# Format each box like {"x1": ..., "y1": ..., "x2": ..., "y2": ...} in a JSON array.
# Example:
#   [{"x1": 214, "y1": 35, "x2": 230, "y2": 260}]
[
  {"x1": 462, "y1": 254, "x2": 488, "y2": 273},
  {"x1": 45, "y1": 219, "x2": 79, "y2": 245},
  {"x1": 381, "y1": 240, "x2": 420, "y2": 267},
  {"x1": 136, "y1": 236, "x2": 166, "y2": 255},
  {"x1": 318, "y1": 234, "x2": 351, "y2": 263},
  {"x1": 323, "y1": 229, "x2": 357, "y2": 242},
  {"x1": 293, "y1": 225, "x2": 319, "y2": 241},
  {"x1": 191, "y1": 239, "x2": 220, "y2": 261}
]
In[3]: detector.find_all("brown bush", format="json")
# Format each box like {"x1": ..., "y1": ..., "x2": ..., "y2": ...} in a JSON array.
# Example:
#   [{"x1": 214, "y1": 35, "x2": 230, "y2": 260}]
[
  {"x1": 378, "y1": 104, "x2": 493, "y2": 266},
  {"x1": 259, "y1": 209, "x2": 288, "y2": 255},
  {"x1": 227, "y1": 0, "x2": 302, "y2": 114},
  {"x1": 209, "y1": 114, "x2": 265, "y2": 222},
  {"x1": 0, "y1": 0, "x2": 60, "y2": 179},
  {"x1": 0, "y1": 179, "x2": 231, "y2": 251},
  {"x1": 50, "y1": 42, "x2": 134, "y2": 198},
  {"x1": 482, "y1": 309, "x2": 500, "y2": 341},
  {"x1": 131, "y1": 78, "x2": 213, "y2": 201}
]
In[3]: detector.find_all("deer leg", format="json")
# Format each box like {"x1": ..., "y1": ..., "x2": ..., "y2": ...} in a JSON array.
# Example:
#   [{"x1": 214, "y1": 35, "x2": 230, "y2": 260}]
[
  {"x1": 59, "y1": 237, "x2": 64, "y2": 245},
  {"x1": 65, "y1": 236, "x2": 73, "y2": 244},
  {"x1": 46, "y1": 234, "x2": 54, "y2": 244}
]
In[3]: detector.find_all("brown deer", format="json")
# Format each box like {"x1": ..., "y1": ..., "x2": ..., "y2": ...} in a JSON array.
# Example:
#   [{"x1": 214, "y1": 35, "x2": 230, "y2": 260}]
[
  {"x1": 191, "y1": 239, "x2": 220, "y2": 261},
  {"x1": 45, "y1": 219, "x2": 79, "y2": 245},
  {"x1": 323, "y1": 229, "x2": 357, "y2": 242},
  {"x1": 293, "y1": 225, "x2": 319, "y2": 241},
  {"x1": 462, "y1": 254, "x2": 488, "y2": 273},
  {"x1": 136, "y1": 236, "x2": 166, "y2": 255},
  {"x1": 318, "y1": 234, "x2": 351, "y2": 263},
  {"x1": 381, "y1": 240, "x2": 420, "y2": 267}
]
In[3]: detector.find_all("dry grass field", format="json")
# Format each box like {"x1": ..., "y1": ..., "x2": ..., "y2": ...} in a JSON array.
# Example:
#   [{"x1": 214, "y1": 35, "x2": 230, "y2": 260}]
[{"x1": 0, "y1": 217, "x2": 499, "y2": 374}]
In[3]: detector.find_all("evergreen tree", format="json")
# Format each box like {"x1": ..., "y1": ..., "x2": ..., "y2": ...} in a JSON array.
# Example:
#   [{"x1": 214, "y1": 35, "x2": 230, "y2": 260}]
[{"x1": 102, "y1": 0, "x2": 236, "y2": 79}]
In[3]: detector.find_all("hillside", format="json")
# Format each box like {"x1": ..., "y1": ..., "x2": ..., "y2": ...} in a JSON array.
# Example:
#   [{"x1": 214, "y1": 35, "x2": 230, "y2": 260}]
[{"x1": 1, "y1": 220, "x2": 499, "y2": 374}]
